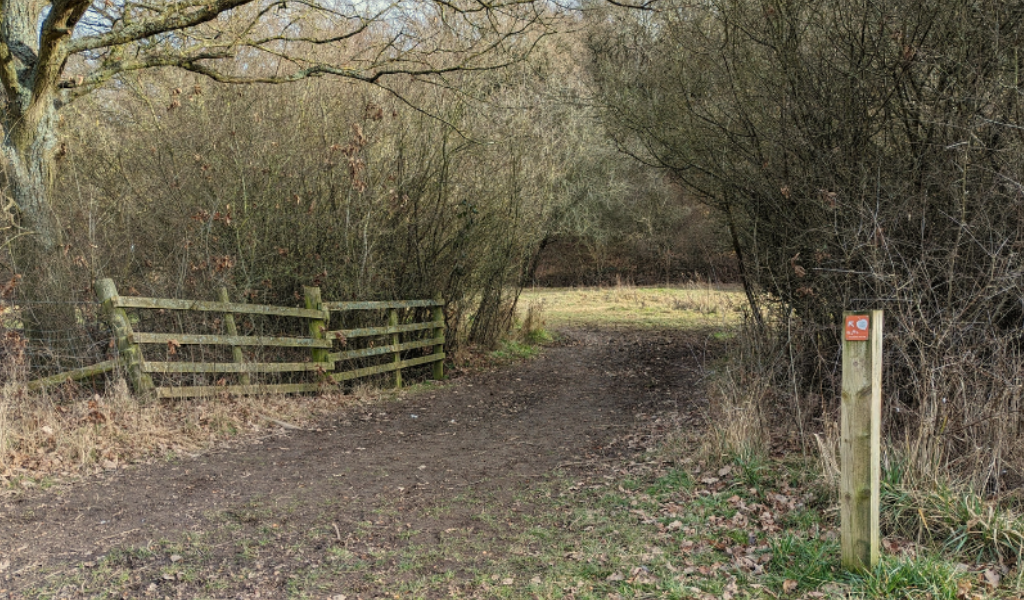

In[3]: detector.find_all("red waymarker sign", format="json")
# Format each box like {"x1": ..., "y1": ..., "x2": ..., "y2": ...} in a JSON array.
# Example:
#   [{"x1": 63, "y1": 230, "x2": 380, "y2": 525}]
[{"x1": 845, "y1": 315, "x2": 870, "y2": 341}]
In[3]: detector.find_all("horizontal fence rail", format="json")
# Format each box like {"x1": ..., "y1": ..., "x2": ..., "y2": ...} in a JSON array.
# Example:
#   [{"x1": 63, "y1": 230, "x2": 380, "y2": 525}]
[
  {"x1": 130, "y1": 332, "x2": 333, "y2": 348},
  {"x1": 324, "y1": 299, "x2": 443, "y2": 310},
  {"x1": 328, "y1": 337, "x2": 443, "y2": 362},
  {"x1": 141, "y1": 360, "x2": 336, "y2": 374},
  {"x1": 112, "y1": 296, "x2": 330, "y2": 320},
  {"x1": 156, "y1": 382, "x2": 326, "y2": 399},
  {"x1": 327, "y1": 322, "x2": 435, "y2": 340},
  {"x1": 27, "y1": 279, "x2": 445, "y2": 398},
  {"x1": 26, "y1": 359, "x2": 120, "y2": 392}
]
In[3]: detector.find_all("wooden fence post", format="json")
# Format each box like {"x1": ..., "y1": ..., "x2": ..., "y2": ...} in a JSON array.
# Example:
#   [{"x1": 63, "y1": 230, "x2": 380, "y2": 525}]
[
  {"x1": 841, "y1": 310, "x2": 883, "y2": 572},
  {"x1": 304, "y1": 286, "x2": 329, "y2": 380},
  {"x1": 218, "y1": 287, "x2": 250, "y2": 386},
  {"x1": 389, "y1": 308, "x2": 402, "y2": 388},
  {"x1": 95, "y1": 278, "x2": 155, "y2": 396},
  {"x1": 431, "y1": 296, "x2": 444, "y2": 380}
]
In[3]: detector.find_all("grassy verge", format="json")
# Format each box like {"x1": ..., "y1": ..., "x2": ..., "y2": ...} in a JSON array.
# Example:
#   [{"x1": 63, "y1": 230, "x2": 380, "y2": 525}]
[{"x1": 28, "y1": 445, "x2": 1020, "y2": 599}]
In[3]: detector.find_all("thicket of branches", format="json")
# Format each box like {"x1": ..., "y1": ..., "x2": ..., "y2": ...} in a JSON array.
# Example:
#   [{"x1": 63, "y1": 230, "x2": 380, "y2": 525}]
[
  {"x1": 588, "y1": 0, "x2": 1024, "y2": 486},
  {"x1": 0, "y1": 0, "x2": 554, "y2": 352},
  {"x1": 531, "y1": 180, "x2": 735, "y2": 286},
  {"x1": 21, "y1": 28, "x2": 722, "y2": 367}
]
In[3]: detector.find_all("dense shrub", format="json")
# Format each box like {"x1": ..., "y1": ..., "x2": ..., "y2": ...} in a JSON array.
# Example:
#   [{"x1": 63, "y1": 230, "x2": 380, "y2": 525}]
[{"x1": 588, "y1": 0, "x2": 1024, "y2": 487}]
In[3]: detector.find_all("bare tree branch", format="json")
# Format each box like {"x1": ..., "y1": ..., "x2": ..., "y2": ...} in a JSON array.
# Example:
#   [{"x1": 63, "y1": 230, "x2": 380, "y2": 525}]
[
  {"x1": 32, "y1": 0, "x2": 92, "y2": 102},
  {"x1": 59, "y1": 49, "x2": 234, "y2": 97},
  {"x1": 600, "y1": 0, "x2": 659, "y2": 10},
  {"x1": 66, "y1": 0, "x2": 254, "y2": 54},
  {"x1": 51, "y1": 0, "x2": 551, "y2": 95}
]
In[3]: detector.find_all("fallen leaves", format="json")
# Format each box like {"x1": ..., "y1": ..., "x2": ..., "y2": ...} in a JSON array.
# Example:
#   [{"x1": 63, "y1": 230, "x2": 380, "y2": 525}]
[
  {"x1": 722, "y1": 578, "x2": 739, "y2": 600},
  {"x1": 957, "y1": 579, "x2": 975, "y2": 599},
  {"x1": 982, "y1": 568, "x2": 1000, "y2": 591},
  {"x1": 588, "y1": 457, "x2": 842, "y2": 600},
  {"x1": 731, "y1": 551, "x2": 770, "y2": 575},
  {"x1": 82, "y1": 398, "x2": 108, "y2": 425},
  {"x1": 627, "y1": 566, "x2": 657, "y2": 585}
]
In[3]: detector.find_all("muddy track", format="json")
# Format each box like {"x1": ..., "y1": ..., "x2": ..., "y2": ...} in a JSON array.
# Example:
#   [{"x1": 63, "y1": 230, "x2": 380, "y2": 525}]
[{"x1": 0, "y1": 328, "x2": 715, "y2": 598}]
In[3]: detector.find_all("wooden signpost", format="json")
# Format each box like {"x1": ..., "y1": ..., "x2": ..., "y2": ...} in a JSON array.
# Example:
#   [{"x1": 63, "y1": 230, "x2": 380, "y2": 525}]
[{"x1": 840, "y1": 310, "x2": 883, "y2": 572}]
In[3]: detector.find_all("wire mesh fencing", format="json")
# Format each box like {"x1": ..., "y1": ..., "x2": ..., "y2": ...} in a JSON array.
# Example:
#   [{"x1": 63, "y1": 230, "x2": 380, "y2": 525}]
[{"x1": 3, "y1": 299, "x2": 115, "y2": 381}]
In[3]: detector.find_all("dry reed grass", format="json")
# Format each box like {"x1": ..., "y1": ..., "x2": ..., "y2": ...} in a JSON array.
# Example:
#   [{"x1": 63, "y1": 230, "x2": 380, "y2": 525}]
[
  {"x1": 701, "y1": 362, "x2": 770, "y2": 465},
  {"x1": 812, "y1": 422, "x2": 841, "y2": 491},
  {"x1": 0, "y1": 369, "x2": 374, "y2": 491}
]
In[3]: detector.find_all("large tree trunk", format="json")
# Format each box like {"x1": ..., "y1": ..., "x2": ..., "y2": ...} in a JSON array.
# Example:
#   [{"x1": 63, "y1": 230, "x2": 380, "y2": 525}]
[
  {"x1": 7, "y1": 127, "x2": 64, "y2": 255},
  {"x1": 0, "y1": 0, "x2": 86, "y2": 368},
  {"x1": 3, "y1": 105, "x2": 82, "y2": 369}
]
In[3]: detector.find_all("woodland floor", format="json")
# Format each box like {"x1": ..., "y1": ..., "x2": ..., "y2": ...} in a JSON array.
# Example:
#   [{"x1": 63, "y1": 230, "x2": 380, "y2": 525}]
[{"x1": 0, "y1": 328, "x2": 717, "y2": 599}]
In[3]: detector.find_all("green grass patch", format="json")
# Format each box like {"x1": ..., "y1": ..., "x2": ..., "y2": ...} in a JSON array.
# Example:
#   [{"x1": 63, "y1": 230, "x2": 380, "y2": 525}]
[
  {"x1": 645, "y1": 468, "x2": 694, "y2": 499},
  {"x1": 766, "y1": 533, "x2": 840, "y2": 590},
  {"x1": 849, "y1": 554, "x2": 971, "y2": 600},
  {"x1": 491, "y1": 339, "x2": 542, "y2": 361}
]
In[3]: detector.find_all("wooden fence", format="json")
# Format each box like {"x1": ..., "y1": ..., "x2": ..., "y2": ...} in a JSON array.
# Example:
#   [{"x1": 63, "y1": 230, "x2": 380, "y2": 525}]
[{"x1": 27, "y1": 279, "x2": 445, "y2": 398}]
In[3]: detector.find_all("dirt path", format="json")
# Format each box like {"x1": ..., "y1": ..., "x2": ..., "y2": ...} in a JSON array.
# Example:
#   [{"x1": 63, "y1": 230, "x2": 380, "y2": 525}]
[{"x1": 0, "y1": 328, "x2": 714, "y2": 599}]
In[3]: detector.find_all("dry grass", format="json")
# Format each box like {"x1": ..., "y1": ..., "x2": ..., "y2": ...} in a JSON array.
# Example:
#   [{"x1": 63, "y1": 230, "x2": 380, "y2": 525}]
[
  {"x1": 0, "y1": 374, "x2": 379, "y2": 491},
  {"x1": 700, "y1": 360, "x2": 771, "y2": 465},
  {"x1": 0, "y1": 387, "x2": 10, "y2": 468},
  {"x1": 519, "y1": 281, "x2": 743, "y2": 330},
  {"x1": 813, "y1": 422, "x2": 841, "y2": 491}
]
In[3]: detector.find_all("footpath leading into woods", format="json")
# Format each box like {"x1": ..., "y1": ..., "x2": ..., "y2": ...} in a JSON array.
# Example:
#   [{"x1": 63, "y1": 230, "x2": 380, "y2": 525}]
[{"x1": 0, "y1": 327, "x2": 715, "y2": 599}]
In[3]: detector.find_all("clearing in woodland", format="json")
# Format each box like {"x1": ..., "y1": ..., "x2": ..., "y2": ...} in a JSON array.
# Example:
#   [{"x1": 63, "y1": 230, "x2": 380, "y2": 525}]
[{"x1": 0, "y1": 286, "x2": 1015, "y2": 599}]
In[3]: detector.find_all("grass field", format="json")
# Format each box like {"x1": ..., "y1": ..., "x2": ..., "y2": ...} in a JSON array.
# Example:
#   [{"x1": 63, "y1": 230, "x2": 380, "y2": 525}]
[{"x1": 519, "y1": 283, "x2": 745, "y2": 330}]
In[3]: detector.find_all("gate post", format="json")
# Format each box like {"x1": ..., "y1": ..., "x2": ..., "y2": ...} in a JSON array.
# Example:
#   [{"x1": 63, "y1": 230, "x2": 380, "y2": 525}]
[
  {"x1": 304, "y1": 286, "x2": 330, "y2": 380},
  {"x1": 218, "y1": 287, "x2": 250, "y2": 386},
  {"x1": 95, "y1": 278, "x2": 155, "y2": 396},
  {"x1": 389, "y1": 308, "x2": 402, "y2": 388},
  {"x1": 431, "y1": 296, "x2": 444, "y2": 380}
]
